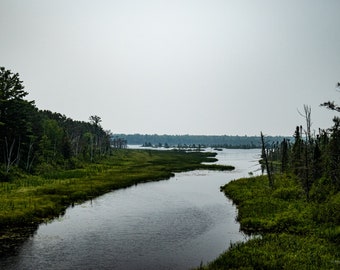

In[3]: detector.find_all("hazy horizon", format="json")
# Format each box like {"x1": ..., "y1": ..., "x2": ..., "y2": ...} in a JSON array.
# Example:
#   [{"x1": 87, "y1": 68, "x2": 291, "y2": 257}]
[
  {"x1": 1, "y1": 0, "x2": 340, "y2": 136},
  {"x1": 111, "y1": 132, "x2": 291, "y2": 137}
]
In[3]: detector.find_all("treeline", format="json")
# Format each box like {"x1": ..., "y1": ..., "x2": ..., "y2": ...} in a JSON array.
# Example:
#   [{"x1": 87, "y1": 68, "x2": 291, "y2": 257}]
[
  {"x1": 113, "y1": 133, "x2": 289, "y2": 149},
  {"x1": 262, "y1": 104, "x2": 340, "y2": 200},
  {"x1": 0, "y1": 67, "x2": 111, "y2": 180}
]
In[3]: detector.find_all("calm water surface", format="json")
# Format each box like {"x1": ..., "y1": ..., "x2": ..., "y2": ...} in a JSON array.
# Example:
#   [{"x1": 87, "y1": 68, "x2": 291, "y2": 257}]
[{"x1": 1, "y1": 149, "x2": 260, "y2": 270}]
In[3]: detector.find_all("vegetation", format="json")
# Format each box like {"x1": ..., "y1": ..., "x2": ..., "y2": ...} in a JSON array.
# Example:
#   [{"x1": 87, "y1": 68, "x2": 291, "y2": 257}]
[
  {"x1": 2, "y1": 66, "x2": 339, "y2": 267},
  {"x1": 0, "y1": 67, "x2": 112, "y2": 180},
  {"x1": 198, "y1": 91, "x2": 340, "y2": 269},
  {"x1": 0, "y1": 149, "x2": 232, "y2": 228},
  {"x1": 0, "y1": 67, "x2": 235, "y2": 254},
  {"x1": 0, "y1": 148, "x2": 233, "y2": 254},
  {"x1": 198, "y1": 175, "x2": 339, "y2": 269}
]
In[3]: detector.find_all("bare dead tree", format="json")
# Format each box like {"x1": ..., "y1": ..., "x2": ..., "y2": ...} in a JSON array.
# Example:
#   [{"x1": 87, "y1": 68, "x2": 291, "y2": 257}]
[
  {"x1": 298, "y1": 105, "x2": 312, "y2": 143},
  {"x1": 297, "y1": 105, "x2": 314, "y2": 200},
  {"x1": 25, "y1": 137, "x2": 36, "y2": 172},
  {"x1": 4, "y1": 137, "x2": 18, "y2": 173}
]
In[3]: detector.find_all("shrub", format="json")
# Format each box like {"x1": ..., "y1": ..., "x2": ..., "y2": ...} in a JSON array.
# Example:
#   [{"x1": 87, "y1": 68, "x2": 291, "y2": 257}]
[{"x1": 272, "y1": 186, "x2": 304, "y2": 200}]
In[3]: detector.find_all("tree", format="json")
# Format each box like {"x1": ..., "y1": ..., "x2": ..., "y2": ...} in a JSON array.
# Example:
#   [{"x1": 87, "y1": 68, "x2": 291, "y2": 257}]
[
  {"x1": 38, "y1": 119, "x2": 64, "y2": 164},
  {"x1": 320, "y1": 84, "x2": 340, "y2": 190},
  {"x1": 89, "y1": 115, "x2": 102, "y2": 127},
  {"x1": 320, "y1": 83, "x2": 340, "y2": 112},
  {"x1": 0, "y1": 67, "x2": 115, "y2": 176},
  {"x1": 260, "y1": 132, "x2": 274, "y2": 188},
  {"x1": 88, "y1": 115, "x2": 111, "y2": 157},
  {"x1": 320, "y1": 101, "x2": 340, "y2": 112},
  {"x1": 0, "y1": 67, "x2": 28, "y2": 101},
  {"x1": 0, "y1": 67, "x2": 38, "y2": 173},
  {"x1": 280, "y1": 138, "x2": 289, "y2": 173},
  {"x1": 291, "y1": 126, "x2": 304, "y2": 179},
  {"x1": 327, "y1": 117, "x2": 340, "y2": 190}
]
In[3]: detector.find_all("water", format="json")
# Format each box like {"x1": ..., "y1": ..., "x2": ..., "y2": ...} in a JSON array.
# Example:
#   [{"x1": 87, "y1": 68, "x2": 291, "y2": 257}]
[{"x1": 0, "y1": 149, "x2": 260, "y2": 270}]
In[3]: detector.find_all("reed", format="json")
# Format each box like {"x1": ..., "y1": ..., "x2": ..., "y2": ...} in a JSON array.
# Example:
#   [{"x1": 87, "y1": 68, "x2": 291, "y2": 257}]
[
  {"x1": 197, "y1": 174, "x2": 340, "y2": 270},
  {"x1": 0, "y1": 149, "x2": 232, "y2": 229}
]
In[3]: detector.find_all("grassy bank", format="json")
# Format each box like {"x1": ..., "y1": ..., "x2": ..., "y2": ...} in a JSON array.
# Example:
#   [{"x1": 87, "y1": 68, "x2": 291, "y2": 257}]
[
  {"x1": 198, "y1": 175, "x2": 340, "y2": 269},
  {"x1": 0, "y1": 149, "x2": 233, "y2": 253}
]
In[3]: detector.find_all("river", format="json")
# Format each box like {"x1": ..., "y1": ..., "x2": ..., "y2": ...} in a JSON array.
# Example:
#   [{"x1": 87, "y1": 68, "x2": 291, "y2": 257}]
[{"x1": 0, "y1": 148, "x2": 260, "y2": 270}]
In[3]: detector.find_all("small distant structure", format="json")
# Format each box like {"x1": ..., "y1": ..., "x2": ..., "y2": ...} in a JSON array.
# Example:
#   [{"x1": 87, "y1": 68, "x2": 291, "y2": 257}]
[{"x1": 112, "y1": 137, "x2": 127, "y2": 149}]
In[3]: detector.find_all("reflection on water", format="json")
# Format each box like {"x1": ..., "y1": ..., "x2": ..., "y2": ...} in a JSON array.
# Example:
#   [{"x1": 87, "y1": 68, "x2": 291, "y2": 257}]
[{"x1": 0, "y1": 149, "x2": 260, "y2": 270}]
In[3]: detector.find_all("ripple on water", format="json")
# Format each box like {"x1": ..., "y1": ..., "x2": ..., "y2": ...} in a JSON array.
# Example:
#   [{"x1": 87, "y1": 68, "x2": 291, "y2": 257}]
[{"x1": 0, "y1": 149, "x2": 260, "y2": 270}]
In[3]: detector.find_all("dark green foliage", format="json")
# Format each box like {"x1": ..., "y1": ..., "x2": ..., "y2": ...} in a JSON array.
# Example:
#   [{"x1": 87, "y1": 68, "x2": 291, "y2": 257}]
[
  {"x1": 0, "y1": 149, "x2": 231, "y2": 231},
  {"x1": 0, "y1": 67, "x2": 112, "y2": 177},
  {"x1": 327, "y1": 117, "x2": 340, "y2": 190},
  {"x1": 265, "y1": 115, "x2": 339, "y2": 200},
  {"x1": 0, "y1": 67, "x2": 40, "y2": 174},
  {"x1": 312, "y1": 141, "x2": 323, "y2": 181},
  {"x1": 201, "y1": 234, "x2": 339, "y2": 270},
  {"x1": 197, "y1": 174, "x2": 340, "y2": 270},
  {"x1": 222, "y1": 175, "x2": 312, "y2": 234},
  {"x1": 260, "y1": 132, "x2": 274, "y2": 188},
  {"x1": 280, "y1": 138, "x2": 289, "y2": 173},
  {"x1": 198, "y1": 100, "x2": 340, "y2": 270},
  {"x1": 291, "y1": 125, "x2": 304, "y2": 179}
]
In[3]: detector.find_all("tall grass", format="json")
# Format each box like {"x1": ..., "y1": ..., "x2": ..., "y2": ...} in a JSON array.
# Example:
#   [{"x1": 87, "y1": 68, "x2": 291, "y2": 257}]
[
  {"x1": 197, "y1": 174, "x2": 340, "y2": 270},
  {"x1": 0, "y1": 149, "x2": 232, "y2": 229}
]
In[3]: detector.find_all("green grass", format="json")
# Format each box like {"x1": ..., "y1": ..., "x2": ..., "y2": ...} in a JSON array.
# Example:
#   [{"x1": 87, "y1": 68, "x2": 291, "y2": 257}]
[
  {"x1": 0, "y1": 149, "x2": 233, "y2": 229},
  {"x1": 197, "y1": 174, "x2": 340, "y2": 270},
  {"x1": 201, "y1": 234, "x2": 339, "y2": 270}
]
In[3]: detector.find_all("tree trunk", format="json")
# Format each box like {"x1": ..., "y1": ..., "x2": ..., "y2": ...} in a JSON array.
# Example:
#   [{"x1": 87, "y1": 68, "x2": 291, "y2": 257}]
[{"x1": 261, "y1": 132, "x2": 274, "y2": 188}]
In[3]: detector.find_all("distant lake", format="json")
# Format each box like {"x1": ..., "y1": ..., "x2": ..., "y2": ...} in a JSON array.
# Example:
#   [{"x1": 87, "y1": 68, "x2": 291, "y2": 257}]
[{"x1": 1, "y1": 149, "x2": 260, "y2": 270}]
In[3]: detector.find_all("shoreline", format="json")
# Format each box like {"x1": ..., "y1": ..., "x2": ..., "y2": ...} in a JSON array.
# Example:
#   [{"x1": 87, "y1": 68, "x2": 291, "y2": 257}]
[
  {"x1": 0, "y1": 149, "x2": 234, "y2": 256},
  {"x1": 198, "y1": 174, "x2": 339, "y2": 269}
]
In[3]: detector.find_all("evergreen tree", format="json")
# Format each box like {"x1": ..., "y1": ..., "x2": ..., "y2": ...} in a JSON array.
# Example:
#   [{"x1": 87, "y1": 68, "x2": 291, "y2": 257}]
[
  {"x1": 0, "y1": 67, "x2": 112, "y2": 177},
  {"x1": 280, "y1": 138, "x2": 289, "y2": 173},
  {"x1": 327, "y1": 117, "x2": 340, "y2": 190},
  {"x1": 291, "y1": 126, "x2": 304, "y2": 178},
  {"x1": 0, "y1": 67, "x2": 39, "y2": 173}
]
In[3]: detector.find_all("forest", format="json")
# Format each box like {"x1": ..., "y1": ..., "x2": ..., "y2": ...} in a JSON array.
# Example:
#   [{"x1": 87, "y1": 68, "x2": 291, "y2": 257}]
[{"x1": 0, "y1": 67, "x2": 112, "y2": 180}]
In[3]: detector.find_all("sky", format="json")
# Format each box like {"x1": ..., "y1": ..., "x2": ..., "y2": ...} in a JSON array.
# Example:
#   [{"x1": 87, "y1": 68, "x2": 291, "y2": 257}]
[{"x1": 1, "y1": 0, "x2": 340, "y2": 136}]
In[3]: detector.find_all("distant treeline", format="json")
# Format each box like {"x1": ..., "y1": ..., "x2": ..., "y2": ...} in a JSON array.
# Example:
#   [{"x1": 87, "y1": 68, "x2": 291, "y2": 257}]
[{"x1": 112, "y1": 134, "x2": 291, "y2": 149}]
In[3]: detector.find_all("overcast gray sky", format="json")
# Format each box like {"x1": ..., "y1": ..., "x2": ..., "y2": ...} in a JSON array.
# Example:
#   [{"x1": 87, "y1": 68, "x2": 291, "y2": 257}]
[{"x1": 1, "y1": 0, "x2": 339, "y2": 136}]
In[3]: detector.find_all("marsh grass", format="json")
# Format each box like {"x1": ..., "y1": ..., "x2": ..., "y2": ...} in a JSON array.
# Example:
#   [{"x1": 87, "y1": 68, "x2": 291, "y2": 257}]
[
  {"x1": 201, "y1": 234, "x2": 339, "y2": 270},
  {"x1": 197, "y1": 174, "x2": 340, "y2": 269},
  {"x1": 0, "y1": 149, "x2": 232, "y2": 229}
]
